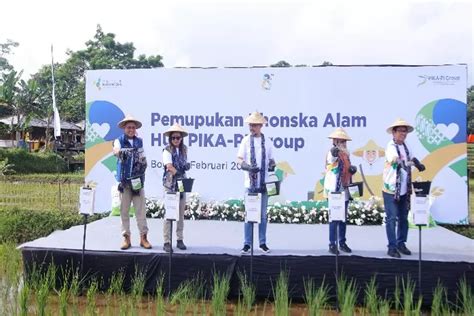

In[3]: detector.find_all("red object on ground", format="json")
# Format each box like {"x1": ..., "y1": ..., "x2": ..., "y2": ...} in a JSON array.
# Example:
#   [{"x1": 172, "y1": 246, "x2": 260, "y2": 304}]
[{"x1": 468, "y1": 134, "x2": 474, "y2": 143}]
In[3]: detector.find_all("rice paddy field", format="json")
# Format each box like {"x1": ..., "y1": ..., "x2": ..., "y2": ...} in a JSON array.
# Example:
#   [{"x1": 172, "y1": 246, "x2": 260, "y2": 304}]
[{"x1": 0, "y1": 173, "x2": 472, "y2": 314}]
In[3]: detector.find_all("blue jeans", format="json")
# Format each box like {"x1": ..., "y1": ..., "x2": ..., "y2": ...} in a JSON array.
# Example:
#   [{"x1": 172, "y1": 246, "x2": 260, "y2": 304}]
[
  {"x1": 329, "y1": 201, "x2": 348, "y2": 246},
  {"x1": 244, "y1": 192, "x2": 268, "y2": 246},
  {"x1": 383, "y1": 192, "x2": 409, "y2": 250}
]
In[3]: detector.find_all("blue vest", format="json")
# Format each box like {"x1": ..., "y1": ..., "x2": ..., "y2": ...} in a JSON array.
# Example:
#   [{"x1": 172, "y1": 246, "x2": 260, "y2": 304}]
[{"x1": 115, "y1": 134, "x2": 144, "y2": 183}]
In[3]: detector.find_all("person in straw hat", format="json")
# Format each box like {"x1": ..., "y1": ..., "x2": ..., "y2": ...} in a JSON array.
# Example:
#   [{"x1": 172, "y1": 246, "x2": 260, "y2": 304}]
[
  {"x1": 113, "y1": 115, "x2": 151, "y2": 250},
  {"x1": 237, "y1": 111, "x2": 276, "y2": 254},
  {"x1": 383, "y1": 118, "x2": 425, "y2": 258},
  {"x1": 324, "y1": 127, "x2": 357, "y2": 255},
  {"x1": 162, "y1": 123, "x2": 191, "y2": 253}
]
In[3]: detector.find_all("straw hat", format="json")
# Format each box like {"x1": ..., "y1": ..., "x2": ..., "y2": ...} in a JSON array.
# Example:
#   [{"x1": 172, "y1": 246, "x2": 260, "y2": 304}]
[
  {"x1": 164, "y1": 123, "x2": 189, "y2": 137},
  {"x1": 117, "y1": 114, "x2": 142, "y2": 129},
  {"x1": 328, "y1": 128, "x2": 352, "y2": 141},
  {"x1": 386, "y1": 118, "x2": 414, "y2": 134},
  {"x1": 244, "y1": 111, "x2": 267, "y2": 124},
  {"x1": 353, "y1": 139, "x2": 385, "y2": 157}
]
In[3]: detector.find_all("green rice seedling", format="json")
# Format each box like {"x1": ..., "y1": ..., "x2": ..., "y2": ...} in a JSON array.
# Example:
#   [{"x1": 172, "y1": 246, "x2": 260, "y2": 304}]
[
  {"x1": 262, "y1": 300, "x2": 268, "y2": 315},
  {"x1": 58, "y1": 281, "x2": 69, "y2": 316},
  {"x1": 18, "y1": 281, "x2": 30, "y2": 316},
  {"x1": 86, "y1": 278, "x2": 99, "y2": 316},
  {"x1": 170, "y1": 279, "x2": 194, "y2": 316},
  {"x1": 377, "y1": 299, "x2": 391, "y2": 316},
  {"x1": 211, "y1": 272, "x2": 231, "y2": 316},
  {"x1": 236, "y1": 271, "x2": 256, "y2": 316},
  {"x1": 0, "y1": 242, "x2": 21, "y2": 287},
  {"x1": 69, "y1": 270, "x2": 81, "y2": 316},
  {"x1": 431, "y1": 282, "x2": 451, "y2": 316},
  {"x1": 236, "y1": 271, "x2": 255, "y2": 315},
  {"x1": 110, "y1": 269, "x2": 125, "y2": 296},
  {"x1": 393, "y1": 276, "x2": 402, "y2": 311},
  {"x1": 364, "y1": 276, "x2": 379, "y2": 316},
  {"x1": 119, "y1": 298, "x2": 128, "y2": 316},
  {"x1": 303, "y1": 277, "x2": 330, "y2": 316},
  {"x1": 457, "y1": 277, "x2": 474, "y2": 316},
  {"x1": 401, "y1": 276, "x2": 422, "y2": 316},
  {"x1": 155, "y1": 275, "x2": 166, "y2": 316},
  {"x1": 337, "y1": 275, "x2": 358, "y2": 316},
  {"x1": 128, "y1": 296, "x2": 138, "y2": 316},
  {"x1": 36, "y1": 276, "x2": 50, "y2": 316},
  {"x1": 131, "y1": 266, "x2": 147, "y2": 308},
  {"x1": 272, "y1": 270, "x2": 290, "y2": 316},
  {"x1": 45, "y1": 262, "x2": 57, "y2": 291},
  {"x1": 199, "y1": 297, "x2": 208, "y2": 316},
  {"x1": 190, "y1": 276, "x2": 206, "y2": 316}
]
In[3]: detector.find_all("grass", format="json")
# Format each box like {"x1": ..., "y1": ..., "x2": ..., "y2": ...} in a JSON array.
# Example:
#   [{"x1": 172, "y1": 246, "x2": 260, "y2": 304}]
[
  {"x1": 0, "y1": 244, "x2": 472, "y2": 316},
  {"x1": 458, "y1": 277, "x2": 474, "y2": 315},
  {"x1": 273, "y1": 270, "x2": 290, "y2": 316},
  {"x1": 0, "y1": 180, "x2": 80, "y2": 211},
  {"x1": 155, "y1": 275, "x2": 165, "y2": 316},
  {"x1": 211, "y1": 272, "x2": 231, "y2": 316},
  {"x1": 303, "y1": 277, "x2": 330, "y2": 316},
  {"x1": 236, "y1": 271, "x2": 256, "y2": 316},
  {"x1": 401, "y1": 276, "x2": 422, "y2": 316},
  {"x1": 337, "y1": 275, "x2": 358, "y2": 316},
  {"x1": 431, "y1": 282, "x2": 451, "y2": 316},
  {"x1": 364, "y1": 276, "x2": 379, "y2": 315}
]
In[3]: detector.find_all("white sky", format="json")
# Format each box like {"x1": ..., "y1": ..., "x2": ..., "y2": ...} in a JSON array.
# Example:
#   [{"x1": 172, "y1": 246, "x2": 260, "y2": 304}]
[{"x1": 1, "y1": 0, "x2": 473, "y2": 84}]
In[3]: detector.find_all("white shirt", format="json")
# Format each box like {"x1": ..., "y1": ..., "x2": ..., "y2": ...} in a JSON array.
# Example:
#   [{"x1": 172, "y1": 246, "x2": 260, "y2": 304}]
[
  {"x1": 113, "y1": 138, "x2": 134, "y2": 150},
  {"x1": 386, "y1": 141, "x2": 410, "y2": 195},
  {"x1": 113, "y1": 137, "x2": 146, "y2": 156},
  {"x1": 162, "y1": 149, "x2": 176, "y2": 165},
  {"x1": 237, "y1": 134, "x2": 274, "y2": 188}
]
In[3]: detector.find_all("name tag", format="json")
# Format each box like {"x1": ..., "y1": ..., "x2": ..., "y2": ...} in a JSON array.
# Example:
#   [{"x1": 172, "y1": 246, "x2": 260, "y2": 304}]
[
  {"x1": 131, "y1": 177, "x2": 142, "y2": 190},
  {"x1": 177, "y1": 180, "x2": 184, "y2": 193},
  {"x1": 266, "y1": 182, "x2": 277, "y2": 196}
]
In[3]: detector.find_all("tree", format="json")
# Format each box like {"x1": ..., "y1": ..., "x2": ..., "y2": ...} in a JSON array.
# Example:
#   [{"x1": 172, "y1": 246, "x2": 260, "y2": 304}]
[
  {"x1": 270, "y1": 60, "x2": 291, "y2": 67},
  {"x1": 321, "y1": 61, "x2": 333, "y2": 66},
  {"x1": 0, "y1": 39, "x2": 19, "y2": 75},
  {"x1": 0, "y1": 70, "x2": 43, "y2": 143},
  {"x1": 32, "y1": 25, "x2": 164, "y2": 123},
  {"x1": 468, "y1": 86, "x2": 474, "y2": 135}
]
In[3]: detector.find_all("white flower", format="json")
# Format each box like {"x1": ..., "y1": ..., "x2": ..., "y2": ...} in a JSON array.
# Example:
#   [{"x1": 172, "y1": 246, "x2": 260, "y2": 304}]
[
  {"x1": 361, "y1": 214, "x2": 366, "y2": 219},
  {"x1": 293, "y1": 218, "x2": 300, "y2": 223}
]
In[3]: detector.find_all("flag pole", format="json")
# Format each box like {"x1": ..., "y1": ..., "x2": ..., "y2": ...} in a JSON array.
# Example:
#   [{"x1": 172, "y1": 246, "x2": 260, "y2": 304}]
[{"x1": 51, "y1": 45, "x2": 62, "y2": 210}]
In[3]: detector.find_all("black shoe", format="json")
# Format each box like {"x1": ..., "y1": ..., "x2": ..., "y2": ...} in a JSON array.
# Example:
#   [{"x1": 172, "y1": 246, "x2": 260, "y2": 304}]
[
  {"x1": 259, "y1": 244, "x2": 271, "y2": 253},
  {"x1": 339, "y1": 243, "x2": 352, "y2": 253},
  {"x1": 176, "y1": 240, "x2": 187, "y2": 250},
  {"x1": 329, "y1": 244, "x2": 339, "y2": 255},
  {"x1": 387, "y1": 248, "x2": 401, "y2": 258},
  {"x1": 241, "y1": 244, "x2": 250, "y2": 254},
  {"x1": 163, "y1": 242, "x2": 173, "y2": 253},
  {"x1": 397, "y1": 244, "x2": 411, "y2": 255}
]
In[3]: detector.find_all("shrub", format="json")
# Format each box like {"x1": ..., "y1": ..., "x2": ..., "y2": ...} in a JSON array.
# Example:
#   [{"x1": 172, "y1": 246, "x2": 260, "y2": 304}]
[
  {"x1": 0, "y1": 148, "x2": 67, "y2": 174},
  {"x1": 0, "y1": 207, "x2": 106, "y2": 243}
]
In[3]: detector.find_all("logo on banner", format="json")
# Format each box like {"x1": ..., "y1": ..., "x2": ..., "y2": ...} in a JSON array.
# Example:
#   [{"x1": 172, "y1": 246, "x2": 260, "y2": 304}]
[
  {"x1": 94, "y1": 77, "x2": 123, "y2": 90},
  {"x1": 414, "y1": 98, "x2": 467, "y2": 224},
  {"x1": 261, "y1": 73, "x2": 274, "y2": 90},
  {"x1": 85, "y1": 100, "x2": 126, "y2": 178},
  {"x1": 417, "y1": 74, "x2": 461, "y2": 87}
]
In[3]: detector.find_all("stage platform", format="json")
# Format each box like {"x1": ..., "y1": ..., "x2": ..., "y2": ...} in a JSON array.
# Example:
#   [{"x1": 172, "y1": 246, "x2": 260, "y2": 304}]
[{"x1": 20, "y1": 217, "x2": 474, "y2": 305}]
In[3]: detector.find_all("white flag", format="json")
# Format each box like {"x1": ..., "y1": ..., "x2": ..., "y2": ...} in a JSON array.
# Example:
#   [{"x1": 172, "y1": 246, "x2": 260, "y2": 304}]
[{"x1": 51, "y1": 45, "x2": 61, "y2": 139}]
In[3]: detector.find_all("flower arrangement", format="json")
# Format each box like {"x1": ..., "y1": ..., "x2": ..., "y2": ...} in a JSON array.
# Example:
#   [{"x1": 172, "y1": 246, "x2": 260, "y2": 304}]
[{"x1": 146, "y1": 193, "x2": 385, "y2": 225}]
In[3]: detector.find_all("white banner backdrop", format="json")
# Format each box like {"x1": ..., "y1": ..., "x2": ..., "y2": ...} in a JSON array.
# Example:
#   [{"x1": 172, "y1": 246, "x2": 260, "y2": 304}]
[{"x1": 85, "y1": 65, "x2": 468, "y2": 224}]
